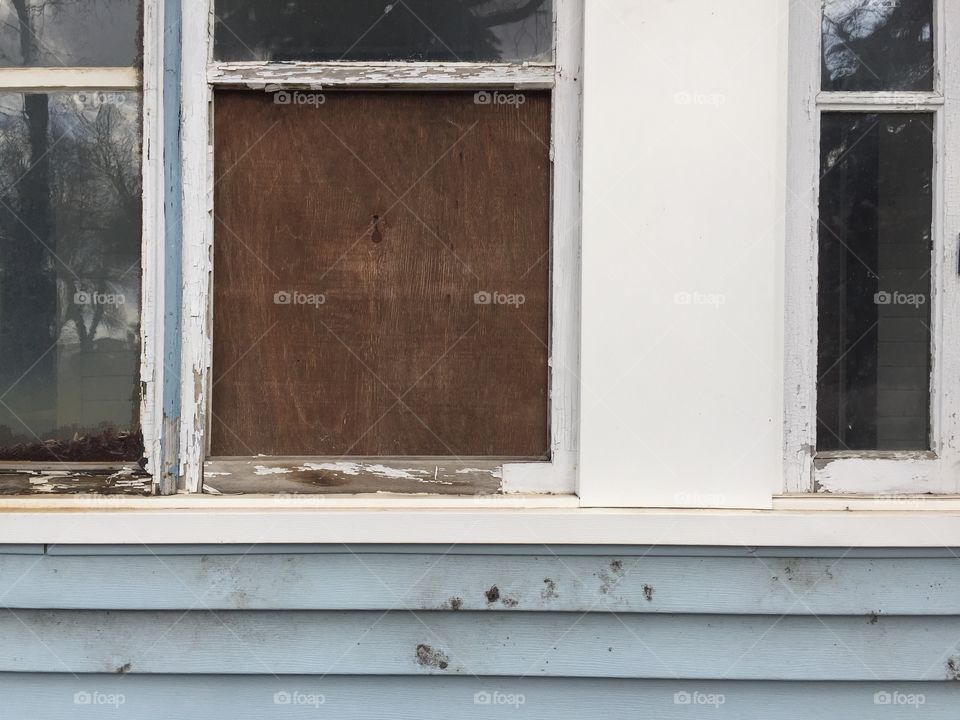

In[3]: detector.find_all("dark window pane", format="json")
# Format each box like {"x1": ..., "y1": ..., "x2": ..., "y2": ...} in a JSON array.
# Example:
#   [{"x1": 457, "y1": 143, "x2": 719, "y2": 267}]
[
  {"x1": 214, "y1": 0, "x2": 552, "y2": 62},
  {"x1": 0, "y1": 0, "x2": 140, "y2": 67},
  {"x1": 822, "y1": 0, "x2": 934, "y2": 91},
  {"x1": 0, "y1": 92, "x2": 143, "y2": 461},
  {"x1": 817, "y1": 113, "x2": 932, "y2": 451}
]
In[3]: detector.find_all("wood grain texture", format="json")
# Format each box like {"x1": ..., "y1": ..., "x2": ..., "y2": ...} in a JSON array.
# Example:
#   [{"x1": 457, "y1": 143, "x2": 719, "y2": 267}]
[
  {"x1": 212, "y1": 90, "x2": 551, "y2": 458},
  {"x1": 204, "y1": 458, "x2": 501, "y2": 495},
  {"x1": 0, "y1": 468, "x2": 151, "y2": 496}
]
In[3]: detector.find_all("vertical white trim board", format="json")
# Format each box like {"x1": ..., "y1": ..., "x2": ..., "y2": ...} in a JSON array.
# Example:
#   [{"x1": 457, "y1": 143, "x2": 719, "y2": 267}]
[{"x1": 579, "y1": 0, "x2": 788, "y2": 508}]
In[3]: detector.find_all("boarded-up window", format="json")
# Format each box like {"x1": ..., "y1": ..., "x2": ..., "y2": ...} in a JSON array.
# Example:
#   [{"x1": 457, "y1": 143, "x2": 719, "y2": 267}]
[{"x1": 211, "y1": 90, "x2": 551, "y2": 458}]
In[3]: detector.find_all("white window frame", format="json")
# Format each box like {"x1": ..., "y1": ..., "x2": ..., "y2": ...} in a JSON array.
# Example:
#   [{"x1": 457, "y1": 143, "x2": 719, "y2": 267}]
[
  {"x1": 179, "y1": 0, "x2": 583, "y2": 495},
  {"x1": 0, "y1": 0, "x2": 166, "y2": 494},
  {"x1": 784, "y1": 0, "x2": 960, "y2": 495}
]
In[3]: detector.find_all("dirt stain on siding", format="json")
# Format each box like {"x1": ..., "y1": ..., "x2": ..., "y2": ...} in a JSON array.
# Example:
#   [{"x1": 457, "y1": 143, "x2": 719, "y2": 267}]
[{"x1": 416, "y1": 644, "x2": 450, "y2": 670}]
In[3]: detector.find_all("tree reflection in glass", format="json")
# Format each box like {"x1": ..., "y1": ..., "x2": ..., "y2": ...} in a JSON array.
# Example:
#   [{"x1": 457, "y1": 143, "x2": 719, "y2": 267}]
[
  {"x1": 215, "y1": 0, "x2": 553, "y2": 63},
  {"x1": 822, "y1": 0, "x2": 934, "y2": 92},
  {"x1": 0, "y1": 92, "x2": 142, "y2": 461}
]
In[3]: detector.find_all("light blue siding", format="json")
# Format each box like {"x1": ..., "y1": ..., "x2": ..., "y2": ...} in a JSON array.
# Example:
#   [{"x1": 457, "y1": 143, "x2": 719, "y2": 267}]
[
  {"x1": 0, "y1": 553, "x2": 959, "y2": 615},
  {"x1": 0, "y1": 609, "x2": 958, "y2": 680},
  {"x1": 160, "y1": 0, "x2": 182, "y2": 485},
  {"x1": 0, "y1": 549, "x2": 959, "y2": 688},
  {"x1": 0, "y1": 677, "x2": 955, "y2": 720}
]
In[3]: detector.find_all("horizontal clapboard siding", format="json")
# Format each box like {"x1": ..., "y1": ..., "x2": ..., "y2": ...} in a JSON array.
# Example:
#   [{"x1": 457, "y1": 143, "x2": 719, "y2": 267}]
[
  {"x1": 1, "y1": 610, "x2": 959, "y2": 680},
  {"x1": 3, "y1": 546, "x2": 960, "y2": 720},
  {"x1": 1, "y1": 677, "x2": 955, "y2": 720},
  {"x1": 0, "y1": 552, "x2": 956, "y2": 614}
]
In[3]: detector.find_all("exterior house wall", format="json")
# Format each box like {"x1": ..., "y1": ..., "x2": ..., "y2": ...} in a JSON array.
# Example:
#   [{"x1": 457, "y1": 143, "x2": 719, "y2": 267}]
[
  {"x1": 2, "y1": 3, "x2": 950, "y2": 719},
  {"x1": 0, "y1": 545, "x2": 958, "y2": 718}
]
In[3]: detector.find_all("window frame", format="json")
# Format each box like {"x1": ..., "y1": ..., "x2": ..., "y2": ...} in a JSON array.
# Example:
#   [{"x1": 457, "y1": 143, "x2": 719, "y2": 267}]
[
  {"x1": 784, "y1": 0, "x2": 960, "y2": 495},
  {"x1": 0, "y1": 0, "x2": 166, "y2": 496},
  {"x1": 179, "y1": 0, "x2": 583, "y2": 496}
]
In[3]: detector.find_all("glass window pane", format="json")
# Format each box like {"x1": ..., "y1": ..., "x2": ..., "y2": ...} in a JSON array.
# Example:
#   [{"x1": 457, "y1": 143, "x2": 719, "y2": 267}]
[
  {"x1": 0, "y1": 0, "x2": 140, "y2": 67},
  {"x1": 817, "y1": 113, "x2": 933, "y2": 451},
  {"x1": 0, "y1": 92, "x2": 142, "y2": 461},
  {"x1": 822, "y1": 0, "x2": 934, "y2": 92},
  {"x1": 214, "y1": 0, "x2": 553, "y2": 62}
]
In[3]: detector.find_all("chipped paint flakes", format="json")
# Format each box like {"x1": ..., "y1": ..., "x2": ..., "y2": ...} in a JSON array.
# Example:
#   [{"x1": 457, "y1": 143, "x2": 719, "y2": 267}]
[
  {"x1": 455, "y1": 467, "x2": 503, "y2": 478},
  {"x1": 253, "y1": 466, "x2": 295, "y2": 476}
]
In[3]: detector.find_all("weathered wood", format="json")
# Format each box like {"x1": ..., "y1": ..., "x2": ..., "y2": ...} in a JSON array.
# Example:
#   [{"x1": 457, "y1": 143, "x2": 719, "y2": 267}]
[
  {"x1": 0, "y1": 609, "x2": 958, "y2": 679},
  {"x1": 212, "y1": 90, "x2": 551, "y2": 458},
  {"x1": 204, "y1": 458, "x2": 502, "y2": 495},
  {"x1": 209, "y1": 61, "x2": 555, "y2": 89},
  {"x1": 0, "y1": 467, "x2": 152, "y2": 496}
]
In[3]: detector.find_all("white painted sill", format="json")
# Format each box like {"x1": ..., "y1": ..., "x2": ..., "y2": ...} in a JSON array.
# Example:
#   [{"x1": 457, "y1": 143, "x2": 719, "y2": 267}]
[{"x1": 2, "y1": 494, "x2": 960, "y2": 545}]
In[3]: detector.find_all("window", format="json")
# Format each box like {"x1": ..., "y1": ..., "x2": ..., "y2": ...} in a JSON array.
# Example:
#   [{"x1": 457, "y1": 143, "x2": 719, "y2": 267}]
[
  {"x1": 180, "y1": 0, "x2": 582, "y2": 495},
  {"x1": 0, "y1": 0, "x2": 162, "y2": 495},
  {"x1": 786, "y1": 0, "x2": 960, "y2": 494}
]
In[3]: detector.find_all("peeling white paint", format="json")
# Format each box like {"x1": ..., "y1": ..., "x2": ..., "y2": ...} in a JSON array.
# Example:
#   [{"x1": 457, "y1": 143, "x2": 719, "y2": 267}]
[
  {"x1": 296, "y1": 462, "x2": 361, "y2": 476},
  {"x1": 209, "y1": 61, "x2": 555, "y2": 90},
  {"x1": 253, "y1": 466, "x2": 295, "y2": 476},
  {"x1": 364, "y1": 465, "x2": 432, "y2": 480},
  {"x1": 455, "y1": 468, "x2": 503, "y2": 477},
  {"x1": 816, "y1": 456, "x2": 942, "y2": 495}
]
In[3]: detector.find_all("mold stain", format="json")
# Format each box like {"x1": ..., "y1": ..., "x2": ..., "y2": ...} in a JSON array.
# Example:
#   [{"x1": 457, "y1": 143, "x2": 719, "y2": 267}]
[{"x1": 416, "y1": 644, "x2": 450, "y2": 670}]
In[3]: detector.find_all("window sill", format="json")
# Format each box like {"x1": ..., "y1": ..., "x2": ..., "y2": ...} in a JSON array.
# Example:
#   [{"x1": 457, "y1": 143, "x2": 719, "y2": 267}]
[{"x1": 1, "y1": 493, "x2": 960, "y2": 546}]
